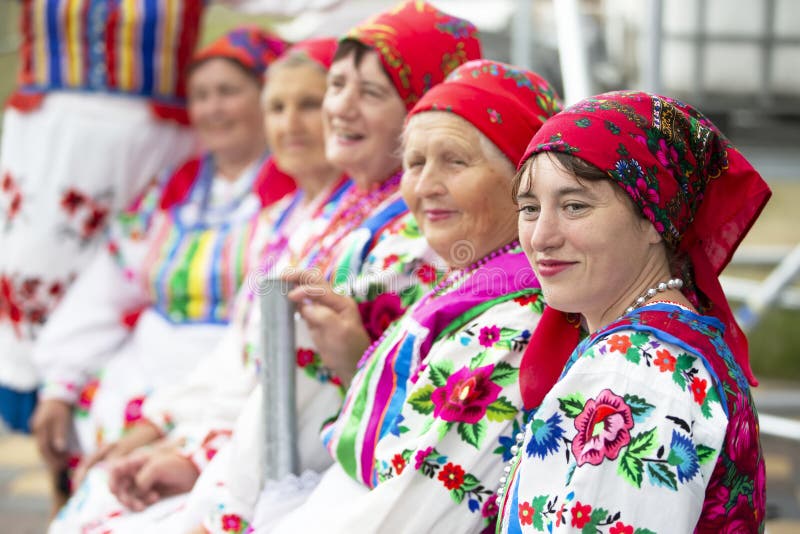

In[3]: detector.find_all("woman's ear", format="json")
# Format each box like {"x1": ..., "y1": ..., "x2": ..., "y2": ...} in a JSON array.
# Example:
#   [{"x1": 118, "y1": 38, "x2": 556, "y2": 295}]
[{"x1": 641, "y1": 217, "x2": 663, "y2": 246}]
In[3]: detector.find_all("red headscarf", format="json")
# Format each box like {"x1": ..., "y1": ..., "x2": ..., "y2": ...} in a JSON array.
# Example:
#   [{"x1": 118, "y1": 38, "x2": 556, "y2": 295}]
[
  {"x1": 283, "y1": 37, "x2": 338, "y2": 70},
  {"x1": 407, "y1": 59, "x2": 562, "y2": 165},
  {"x1": 519, "y1": 90, "x2": 771, "y2": 409},
  {"x1": 343, "y1": 0, "x2": 482, "y2": 110},
  {"x1": 192, "y1": 26, "x2": 288, "y2": 79}
]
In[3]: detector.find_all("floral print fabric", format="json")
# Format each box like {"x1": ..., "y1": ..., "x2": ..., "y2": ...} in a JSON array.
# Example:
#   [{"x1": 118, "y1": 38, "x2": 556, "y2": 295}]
[{"x1": 499, "y1": 303, "x2": 765, "y2": 533}]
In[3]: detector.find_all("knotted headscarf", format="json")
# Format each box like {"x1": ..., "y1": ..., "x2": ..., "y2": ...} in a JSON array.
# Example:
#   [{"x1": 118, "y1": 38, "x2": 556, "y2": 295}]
[
  {"x1": 282, "y1": 37, "x2": 338, "y2": 70},
  {"x1": 192, "y1": 26, "x2": 289, "y2": 79},
  {"x1": 343, "y1": 0, "x2": 482, "y2": 109},
  {"x1": 519, "y1": 90, "x2": 771, "y2": 408},
  {"x1": 407, "y1": 59, "x2": 562, "y2": 165}
]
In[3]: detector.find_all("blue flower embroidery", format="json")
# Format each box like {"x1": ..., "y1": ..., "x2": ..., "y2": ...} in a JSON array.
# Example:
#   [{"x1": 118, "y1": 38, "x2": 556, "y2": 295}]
[
  {"x1": 668, "y1": 430, "x2": 700, "y2": 483},
  {"x1": 526, "y1": 412, "x2": 565, "y2": 459}
]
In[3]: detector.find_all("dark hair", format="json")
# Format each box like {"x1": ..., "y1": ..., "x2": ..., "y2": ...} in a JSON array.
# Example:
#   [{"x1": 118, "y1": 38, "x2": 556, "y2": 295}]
[
  {"x1": 331, "y1": 38, "x2": 395, "y2": 84},
  {"x1": 187, "y1": 56, "x2": 261, "y2": 85},
  {"x1": 513, "y1": 151, "x2": 686, "y2": 275}
]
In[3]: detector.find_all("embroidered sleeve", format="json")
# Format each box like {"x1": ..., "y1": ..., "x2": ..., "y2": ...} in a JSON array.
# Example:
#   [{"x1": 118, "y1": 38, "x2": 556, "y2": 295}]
[
  {"x1": 500, "y1": 329, "x2": 728, "y2": 533},
  {"x1": 334, "y1": 296, "x2": 543, "y2": 533}
]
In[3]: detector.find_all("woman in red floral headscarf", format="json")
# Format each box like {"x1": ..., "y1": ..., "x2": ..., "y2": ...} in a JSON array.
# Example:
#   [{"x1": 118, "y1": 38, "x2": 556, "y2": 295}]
[
  {"x1": 263, "y1": 58, "x2": 561, "y2": 534},
  {"x1": 31, "y1": 24, "x2": 291, "y2": 519},
  {"x1": 498, "y1": 91, "x2": 770, "y2": 533}
]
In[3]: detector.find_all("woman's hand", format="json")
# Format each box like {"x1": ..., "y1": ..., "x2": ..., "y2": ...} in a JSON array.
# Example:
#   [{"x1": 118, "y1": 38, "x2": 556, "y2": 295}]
[
  {"x1": 30, "y1": 399, "x2": 73, "y2": 471},
  {"x1": 108, "y1": 446, "x2": 199, "y2": 511},
  {"x1": 284, "y1": 271, "x2": 370, "y2": 387},
  {"x1": 72, "y1": 420, "x2": 162, "y2": 488}
]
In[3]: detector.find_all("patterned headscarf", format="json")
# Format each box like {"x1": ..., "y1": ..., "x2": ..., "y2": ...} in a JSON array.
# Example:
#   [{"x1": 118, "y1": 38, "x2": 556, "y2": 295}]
[
  {"x1": 519, "y1": 91, "x2": 770, "y2": 404},
  {"x1": 281, "y1": 37, "x2": 338, "y2": 70},
  {"x1": 343, "y1": 0, "x2": 482, "y2": 110},
  {"x1": 192, "y1": 26, "x2": 289, "y2": 79},
  {"x1": 407, "y1": 59, "x2": 562, "y2": 165}
]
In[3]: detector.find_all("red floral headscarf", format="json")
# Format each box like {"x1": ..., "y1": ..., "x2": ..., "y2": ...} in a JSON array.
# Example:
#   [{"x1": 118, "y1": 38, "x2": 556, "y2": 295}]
[
  {"x1": 407, "y1": 59, "x2": 562, "y2": 165},
  {"x1": 343, "y1": 0, "x2": 482, "y2": 110},
  {"x1": 282, "y1": 37, "x2": 338, "y2": 70},
  {"x1": 519, "y1": 91, "x2": 771, "y2": 408},
  {"x1": 192, "y1": 26, "x2": 288, "y2": 79}
]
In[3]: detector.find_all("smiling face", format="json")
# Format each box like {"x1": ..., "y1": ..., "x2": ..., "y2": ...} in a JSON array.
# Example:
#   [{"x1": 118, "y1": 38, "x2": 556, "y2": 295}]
[
  {"x1": 516, "y1": 153, "x2": 668, "y2": 330},
  {"x1": 188, "y1": 58, "x2": 266, "y2": 161},
  {"x1": 323, "y1": 50, "x2": 407, "y2": 185},
  {"x1": 402, "y1": 112, "x2": 518, "y2": 268},
  {"x1": 263, "y1": 61, "x2": 331, "y2": 181}
]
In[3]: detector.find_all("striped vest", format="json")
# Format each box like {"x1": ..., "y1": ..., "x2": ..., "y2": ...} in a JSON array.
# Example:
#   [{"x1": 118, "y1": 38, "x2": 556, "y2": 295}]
[{"x1": 17, "y1": 0, "x2": 205, "y2": 104}]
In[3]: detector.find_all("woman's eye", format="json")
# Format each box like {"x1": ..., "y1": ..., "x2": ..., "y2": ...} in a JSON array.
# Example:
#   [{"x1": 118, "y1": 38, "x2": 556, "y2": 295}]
[
  {"x1": 269, "y1": 103, "x2": 284, "y2": 113},
  {"x1": 517, "y1": 205, "x2": 540, "y2": 218},
  {"x1": 565, "y1": 202, "x2": 588, "y2": 214},
  {"x1": 404, "y1": 159, "x2": 424, "y2": 169}
]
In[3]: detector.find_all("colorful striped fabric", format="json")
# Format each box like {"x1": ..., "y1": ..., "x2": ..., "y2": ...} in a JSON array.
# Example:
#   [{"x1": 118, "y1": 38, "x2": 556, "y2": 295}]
[{"x1": 17, "y1": 0, "x2": 204, "y2": 103}]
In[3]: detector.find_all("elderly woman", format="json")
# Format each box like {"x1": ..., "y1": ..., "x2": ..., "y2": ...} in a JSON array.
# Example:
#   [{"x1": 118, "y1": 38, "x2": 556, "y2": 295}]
[
  {"x1": 261, "y1": 59, "x2": 562, "y2": 533},
  {"x1": 45, "y1": 36, "x2": 346, "y2": 533},
  {"x1": 50, "y1": 3, "x2": 481, "y2": 532},
  {"x1": 29, "y1": 25, "x2": 290, "y2": 507},
  {"x1": 499, "y1": 91, "x2": 770, "y2": 533}
]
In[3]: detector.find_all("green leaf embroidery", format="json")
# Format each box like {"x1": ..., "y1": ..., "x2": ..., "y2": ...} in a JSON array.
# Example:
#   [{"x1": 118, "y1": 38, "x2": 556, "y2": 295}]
[
  {"x1": 585, "y1": 507, "x2": 609, "y2": 534},
  {"x1": 627, "y1": 427, "x2": 658, "y2": 458},
  {"x1": 623, "y1": 394, "x2": 655, "y2": 422},
  {"x1": 625, "y1": 347, "x2": 641, "y2": 364},
  {"x1": 697, "y1": 444, "x2": 716, "y2": 465},
  {"x1": 428, "y1": 360, "x2": 454, "y2": 388},
  {"x1": 618, "y1": 450, "x2": 644, "y2": 488},
  {"x1": 672, "y1": 369, "x2": 687, "y2": 389},
  {"x1": 700, "y1": 396, "x2": 713, "y2": 418},
  {"x1": 408, "y1": 385, "x2": 435, "y2": 414},
  {"x1": 558, "y1": 393, "x2": 586, "y2": 418},
  {"x1": 675, "y1": 353, "x2": 694, "y2": 371},
  {"x1": 437, "y1": 421, "x2": 453, "y2": 442},
  {"x1": 490, "y1": 362, "x2": 518, "y2": 386},
  {"x1": 575, "y1": 117, "x2": 591, "y2": 128},
  {"x1": 469, "y1": 351, "x2": 488, "y2": 371},
  {"x1": 451, "y1": 486, "x2": 465, "y2": 504},
  {"x1": 457, "y1": 420, "x2": 487, "y2": 449},
  {"x1": 629, "y1": 332, "x2": 649, "y2": 347},
  {"x1": 461, "y1": 473, "x2": 480, "y2": 492},
  {"x1": 486, "y1": 397, "x2": 518, "y2": 422},
  {"x1": 397, "y1": 425, "x2": 410, "y2": 435},
  {"x1": 647, "y1": 462, "x2": 678, "y2": 490},
  {"x1": 634, "y1": 529, "x2": 657, "y2": 534},
  {"x1": 399, "y1": 284, "x2": 422, "y2": 307},
  {"x1": 531, "y1": 495, "x2": 548, "y2": 531}
]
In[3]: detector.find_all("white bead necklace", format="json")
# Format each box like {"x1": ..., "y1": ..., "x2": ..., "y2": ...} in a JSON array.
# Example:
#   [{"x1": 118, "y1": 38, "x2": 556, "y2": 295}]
[{"x1": 622, "y1": 277, "x2": 684, "y2": 316}]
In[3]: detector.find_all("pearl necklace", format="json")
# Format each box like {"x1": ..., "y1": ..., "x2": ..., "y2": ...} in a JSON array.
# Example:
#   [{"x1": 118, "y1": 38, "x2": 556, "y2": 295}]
[
  {"x1": 355, "y1": 240, "x2": 520, "y2": 369},
  {"x1": 623, "y1": 277, "x2": 684, "y2": 316}
]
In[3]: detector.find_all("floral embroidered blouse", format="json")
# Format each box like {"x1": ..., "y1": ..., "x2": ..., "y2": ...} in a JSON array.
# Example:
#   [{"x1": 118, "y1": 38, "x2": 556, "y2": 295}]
[
  {"x1": 498, "y1": 303, "x2": 765, "y2": 534},
  {"x1": 266, "y1": 247, "x2": 545, "y2": 534}
]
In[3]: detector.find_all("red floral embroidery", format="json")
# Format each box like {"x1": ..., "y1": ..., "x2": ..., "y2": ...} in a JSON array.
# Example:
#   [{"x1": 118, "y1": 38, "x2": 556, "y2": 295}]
[
  {"x1": 357, "y1": 292, "x2": 405, "y2": 341},
  {"x1": 609, "y1": 521, "x2": 634, "y2": 534},
  {"x1": 391, "y1": 453, "x2": 406, "y2": 475},
  {"x1": 77, "y1": 379, "x2": 100, "y2": 413},
  {"x1": 221, "y1": 513, "x2": 242, "y2": 532},
  {"x1": 58, "y1": 187, "x2": 111, "y2": 242},
  {"x1": 608, "y1": 334, "x2": 632, "y2": 354},
  {"x1": 437, "y1": 462, "x2": 465, "y2": 490},
  {"x1": 430, "y1": 365, "x2": 502, "y2": 424},
  {"x1": 570, "y1": 501, "x2": 592, "y2": 528},
  {"x1": 382, "y1": 254, "x2": 400, "y2": 270},
  {"x1": 691, "y1": 376, "x2": 707, "y2": 404},
  {"x1": 653, "y1": 349, "x2": 676, "y2": 372},
  {"x1": 518, "y1": 501, "x2": 534, "y2": 526},
  {"x1": 0, "y1": 273, "x2": 71, "y2": 339},
  {"x1": 123, "y1": 396, "x2": 145, "y2": 428},
  {"x1": 60, "y1": 189, "x2": 86, "y2": 214},
  {"x1": 1, "y1": 171, "x2": 24, "y2": 225},
  {"x1": 572, "y1": 389, "x2": 634, "y2": 466},
  {"x1": 513, "y1": 293, "x2": 539, "y2": 306},
  {"x1": 296, "y1": 348, "x2": 315, "y2": 367},
  {"x1": 416, "y1": 263, "x2": 438, "y2": 284},
  {"x1": 478, "y1": 325, "x2": 501, "y2": 347}
]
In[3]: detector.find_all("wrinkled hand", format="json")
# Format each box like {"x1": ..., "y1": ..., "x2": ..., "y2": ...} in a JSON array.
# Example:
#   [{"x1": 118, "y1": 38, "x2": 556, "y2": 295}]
[
  {"x1": 72, "y1": 420, "x2": 162, "y2": 488},
  {"x1": 108, "y1": 446, "x2": 199, "y2": 512},
  {"x1": 30, "y1": 399, "x2": 73, "y2": 470},
  {"x1": 283, "y1": 271, "x2": 370, "y2": 387}
]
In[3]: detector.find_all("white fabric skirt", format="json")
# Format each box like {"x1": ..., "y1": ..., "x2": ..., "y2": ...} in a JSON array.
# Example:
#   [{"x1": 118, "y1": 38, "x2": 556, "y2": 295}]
[{"x1": 0, "y1": 92, "x2": 196, "y2": 391}]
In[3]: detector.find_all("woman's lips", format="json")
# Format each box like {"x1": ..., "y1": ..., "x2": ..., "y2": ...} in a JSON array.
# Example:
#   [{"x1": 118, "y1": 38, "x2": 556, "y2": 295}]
[
  {"x1": 536, "y1": 260, "x2": 575, "y2": 277},
  {"x1": 423, "y1": 209, "x2": 456, "y2": 222}
]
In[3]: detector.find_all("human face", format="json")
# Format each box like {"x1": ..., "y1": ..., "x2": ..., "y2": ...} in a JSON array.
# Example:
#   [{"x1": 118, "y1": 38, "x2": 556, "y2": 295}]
[
  {"x1": 517, "y1": 154, "x2": 665, "y2": 330},
  {"x1": 263, "y1": 62, "x2": 331, "y2": 180},
  {"x1": 402, "y1": 112, "x2": 518, "y2": 268},
  {"x1": 323, "y1": 50, "x2": 406, "y2": 185},
  {"x1": 188, "y1": 58, "x2": 265, "y2": 161}
]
